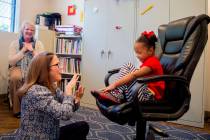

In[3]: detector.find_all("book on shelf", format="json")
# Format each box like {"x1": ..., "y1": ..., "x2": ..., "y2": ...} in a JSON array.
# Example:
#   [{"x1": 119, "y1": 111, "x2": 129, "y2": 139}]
[
  {"x1": 55, "y1": 26, "x2": 82, "y2": 92},
  {"x1": 60, "y1": 78, "x2": 80, "y2": 92},
  {"x1": 55, "y1": 25, "x2": 83, "y2": 35},
  {"x1": 56, "y1": 39, "x2": 82, "y2": 54},
  {"x1": 59, "y1": 58, "x2": 81, "y2": 74}
]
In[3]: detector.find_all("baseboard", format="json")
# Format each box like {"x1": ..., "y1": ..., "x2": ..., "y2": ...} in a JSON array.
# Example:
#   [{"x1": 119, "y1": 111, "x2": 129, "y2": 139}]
[
  {"x1": 204, "y1": 111, "x2": 210, "y2": 122},
  {"x1": 0, "y1": 91, "x2": 7, "y2": 95},
  {"x1": 0, "y1": 94, "x2": 7, "y2": 102},
  {"x1": 0, "y1": 93, "x2": 7, "y2": 98}
]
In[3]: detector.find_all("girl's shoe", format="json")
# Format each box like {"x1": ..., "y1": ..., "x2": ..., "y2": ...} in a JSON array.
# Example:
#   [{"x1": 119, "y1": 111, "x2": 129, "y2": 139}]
[{"x1": 91, "y1": 90, "x2": 125, "y2": 104}]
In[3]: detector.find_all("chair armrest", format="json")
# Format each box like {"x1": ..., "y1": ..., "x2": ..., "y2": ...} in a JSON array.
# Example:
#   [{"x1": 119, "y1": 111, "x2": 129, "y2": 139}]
[
  {"x1": 108, "y1": 68, "x2": 121, "y2": 74},
  {"x1": 135, "y1": 75, "x2": 191, "y2": 121},
  {"x1": 137, "y1": 75, "x2": 189, "y2": 86},
  {"x1": 105, "y1": 68, "x2": 120, "y2": 86}
]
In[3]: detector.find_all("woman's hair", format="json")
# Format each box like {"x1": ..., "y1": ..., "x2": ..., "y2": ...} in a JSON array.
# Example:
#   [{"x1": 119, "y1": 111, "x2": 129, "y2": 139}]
[
  {"x1": 17, "y1": 51, "x2": 55, "y2": 96},
  {"x1": 136, "y1": 31, "x2": 157, "y2": 49},
  {"x1": 20, "y1": 20, "x2": 35, "y2": 36}
]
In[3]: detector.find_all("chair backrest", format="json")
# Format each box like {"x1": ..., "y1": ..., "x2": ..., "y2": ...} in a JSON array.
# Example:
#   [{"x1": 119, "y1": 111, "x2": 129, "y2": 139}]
[
  {"x1": 159, "y1": 14, "x2": 209, "y2": 81},
  {"x1": 158, "y1": 14, "x2": 210, "y2": 111}
]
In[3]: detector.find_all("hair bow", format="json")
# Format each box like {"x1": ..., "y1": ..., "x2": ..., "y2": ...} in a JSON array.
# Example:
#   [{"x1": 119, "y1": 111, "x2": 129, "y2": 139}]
[{"x1": 142, "y1": 31, "x2": 155, "y2": 39}]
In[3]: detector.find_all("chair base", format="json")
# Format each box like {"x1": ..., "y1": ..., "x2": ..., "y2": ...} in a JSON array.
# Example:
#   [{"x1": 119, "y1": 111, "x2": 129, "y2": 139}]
[
  {"x1": 134, "y1": 120, "x2": 169, "y2": 140},
  {"x1": 134, "y1": 120, "x2": 146, "y2": 140}
]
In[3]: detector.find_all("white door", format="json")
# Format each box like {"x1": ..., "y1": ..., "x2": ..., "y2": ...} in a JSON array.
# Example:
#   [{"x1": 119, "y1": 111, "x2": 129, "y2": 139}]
[
  {"x1": 106, "y1": 0, "x2": 136, "y2": 71},
  {"x1": 170, "y1": 0, "x2": 206, "y2": 21},
  {"x1": 82, "y1": 0, "x2": 108, "y2": 108},
  {"x1": 138, "y1": 0, "x2": 170, "y2": 34},
  {"x1": 170, "y1": 0, "x2": 206, "y2": 128},
  {"x1": 137, "y1": 0, "x2": 170, "y2": 66},
  {"x1": 82, "y1": 0, "x2": 136, "y2": 108}
]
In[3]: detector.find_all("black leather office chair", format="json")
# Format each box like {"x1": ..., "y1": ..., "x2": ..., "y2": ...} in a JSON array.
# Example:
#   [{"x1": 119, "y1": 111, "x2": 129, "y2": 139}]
[{"x1": 93, "y1": 14, "x2": 210, "y2": 140}]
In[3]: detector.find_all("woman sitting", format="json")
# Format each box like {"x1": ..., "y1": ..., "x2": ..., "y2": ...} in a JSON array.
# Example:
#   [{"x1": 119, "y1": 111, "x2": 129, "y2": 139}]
[
  {"x1": 16, "y1": 52, "x2": 89, "y2": 140},
  {"x1": 8, "y1": 21, "x2": 44, "y2": 117}
]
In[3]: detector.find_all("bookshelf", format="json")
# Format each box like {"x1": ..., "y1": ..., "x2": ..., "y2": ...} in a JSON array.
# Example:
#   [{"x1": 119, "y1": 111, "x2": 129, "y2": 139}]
[{"x1": 55, "y1": 33, "x2": 82, "y2": 92}]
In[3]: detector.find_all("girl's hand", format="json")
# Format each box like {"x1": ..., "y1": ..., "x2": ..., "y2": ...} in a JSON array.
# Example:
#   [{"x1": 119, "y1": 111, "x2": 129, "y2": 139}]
[
  {"x1": 65, "y1": 74, "x2": 79, "y2": 96},
  {"x1": 74, "y1": 85, "x2": 85, "y2": 104},
  {"x1": 103, "y1": 84, "x2": 116, "y2": 92}
]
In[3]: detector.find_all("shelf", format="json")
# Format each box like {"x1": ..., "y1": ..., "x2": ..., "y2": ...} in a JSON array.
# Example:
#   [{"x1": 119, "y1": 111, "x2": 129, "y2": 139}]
[
  {"x1": 56, "y1": 53, "x2": 82, "y2": 58},
  {"x1": 61, "y1": 73, "x2": 81, "y2": 80},
  {"x1": 61, "y1": 72, "x2": 81, "y2": 76},
  {"x1": 55, "y1": 30, "x2": 82, "y2": 92},
  {"x1": 56, "y1": 35, "x2": 82, "y2": 39}
]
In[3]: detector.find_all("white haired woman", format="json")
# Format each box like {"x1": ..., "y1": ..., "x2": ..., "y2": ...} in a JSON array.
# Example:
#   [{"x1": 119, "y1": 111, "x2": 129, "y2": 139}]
[{"x1": 8, "y1": 21, "x2": 44, "y2": 117}]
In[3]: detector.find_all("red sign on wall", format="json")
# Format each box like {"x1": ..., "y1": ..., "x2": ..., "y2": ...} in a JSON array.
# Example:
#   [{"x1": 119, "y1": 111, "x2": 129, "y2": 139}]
[{"x1": 68, "y1": 5, "x2": 76, "y2": 16}]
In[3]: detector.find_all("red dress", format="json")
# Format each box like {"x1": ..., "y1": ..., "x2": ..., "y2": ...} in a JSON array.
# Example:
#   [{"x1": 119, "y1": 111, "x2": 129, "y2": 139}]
[{"x1": 140, "y1": 56, "x2": 165, "y2": 100}]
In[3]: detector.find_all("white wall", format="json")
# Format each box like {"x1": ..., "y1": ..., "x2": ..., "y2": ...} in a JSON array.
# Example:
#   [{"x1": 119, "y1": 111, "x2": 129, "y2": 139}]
[
  {"x1": 17, "y1": 0, "x2": 85, "y2": 28},
  {"x1": 49, "y1": 0, "x2": 84, "y2": 27},
  {"x1": 0, "y1": 32, "x2": 18, "y2": 94},
  {"x1": 17, "y1": 0, "x2": 51, "y2": 30}
]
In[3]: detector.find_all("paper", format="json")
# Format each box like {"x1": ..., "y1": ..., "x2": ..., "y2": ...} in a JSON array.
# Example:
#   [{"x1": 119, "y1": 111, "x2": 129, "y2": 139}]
[
  {"x1": 80, "y1": 11, "x2": 84, "y2": 23},
  {"x1": 68, "y1": 5, "x2": 76, "y2": 16},
  {"x1": 141, "y1": 4, "x2": 154, "y2": 15}
]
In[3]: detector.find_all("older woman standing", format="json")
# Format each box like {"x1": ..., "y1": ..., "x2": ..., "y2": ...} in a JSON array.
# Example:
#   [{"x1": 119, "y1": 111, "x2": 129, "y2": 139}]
[
  {"x1": 15, "y1": 52, "x2": 89, "y2": 140},
  {"x1": 8, "y1": 21, "x2": 44, "y2": 117}
]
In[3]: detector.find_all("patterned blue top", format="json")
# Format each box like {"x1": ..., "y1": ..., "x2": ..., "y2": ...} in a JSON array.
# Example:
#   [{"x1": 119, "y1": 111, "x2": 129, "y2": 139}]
[{"x1": 15, "y1": 84, "x2": 77, "y2": 140}]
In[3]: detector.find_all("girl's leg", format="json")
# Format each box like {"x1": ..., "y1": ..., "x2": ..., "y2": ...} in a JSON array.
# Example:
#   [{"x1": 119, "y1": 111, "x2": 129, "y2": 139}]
[
  {"x1": 59, "y1": 121, "x2": 89, "y2": 140},
  {"x1": 91, "y1": 62, "x2": 136, "y2": 104},
  {"x1": 136, "y1": 85, "x2": 155, "y2": 102},
  {"x1": 109, "y1": 62, "x2": 136, "y2": 102},
  {"x1": 117, "y1": 62, "x2": 136, "y2": 79},
  {"x1": 115, "y1": 62, "x2": 136, "y2": 92}
]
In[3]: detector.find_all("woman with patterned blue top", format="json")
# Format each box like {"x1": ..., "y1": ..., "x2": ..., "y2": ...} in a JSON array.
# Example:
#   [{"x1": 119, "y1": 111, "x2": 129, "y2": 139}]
[
  {"x1": 8, "y1": 21, "x2": 44, "y2": 117},
  {"x1": 15, "y1": 52, "x2": 89, "y2": 140}
]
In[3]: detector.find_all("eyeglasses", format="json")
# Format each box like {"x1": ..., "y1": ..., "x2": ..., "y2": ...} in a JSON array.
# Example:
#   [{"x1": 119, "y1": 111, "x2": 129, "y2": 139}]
[
  {"x1": 50, "y1": 64, "x2": 59, "y2": 67},
  {"x1": 50, "y1": 63, "x2": 64, "y2": 70}
]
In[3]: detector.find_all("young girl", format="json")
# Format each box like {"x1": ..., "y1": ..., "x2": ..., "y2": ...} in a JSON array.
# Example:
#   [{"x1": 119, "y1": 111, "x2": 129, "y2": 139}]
[{"x1": 91, "y1": 31, "x2": 165, "y2": 104}]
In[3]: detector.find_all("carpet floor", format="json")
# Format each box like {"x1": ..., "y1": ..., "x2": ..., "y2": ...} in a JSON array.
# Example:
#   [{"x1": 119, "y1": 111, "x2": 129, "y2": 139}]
[{"x1": 1, "y1": 106, "x2": 210, "y2": 140}]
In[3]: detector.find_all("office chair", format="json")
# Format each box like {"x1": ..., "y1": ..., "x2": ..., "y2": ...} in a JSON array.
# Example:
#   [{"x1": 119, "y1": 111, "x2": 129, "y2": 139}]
[{"x1": 93, "y1": 14, "x2": 210, "y2": 140}]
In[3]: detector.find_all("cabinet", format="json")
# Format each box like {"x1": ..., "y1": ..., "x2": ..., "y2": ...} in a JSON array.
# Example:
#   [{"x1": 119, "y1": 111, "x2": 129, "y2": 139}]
[
  {"x1": 137, "y1": 0, "x2": 170, "y2": 34},
  {"x1": 82, "y1": 0, "x2": 137, "y2": 108},
  {"x1": 169, "y1": 0, "x2": 206, "y2": 128},
  {"x1": 55, "y1": 34, "x2": 82, "y2": 91}
]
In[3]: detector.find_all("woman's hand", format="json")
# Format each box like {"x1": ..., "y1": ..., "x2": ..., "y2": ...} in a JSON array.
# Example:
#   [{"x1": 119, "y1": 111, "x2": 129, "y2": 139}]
[
  {"x1": 74, "y1": 85, "x2": 85, "y2": 104},
  {"x1": 24, "y1": 42, "x2": 34, "y2": 52},
  {"x1": 21, "y1": 42, "x2": 34, "y2": 54},
  {"x1": 20, "y1": 45, "x2": 28, "y2": 53},
  {"x1": 64, "y1": 74, "x2": 79, "y2": 96}
]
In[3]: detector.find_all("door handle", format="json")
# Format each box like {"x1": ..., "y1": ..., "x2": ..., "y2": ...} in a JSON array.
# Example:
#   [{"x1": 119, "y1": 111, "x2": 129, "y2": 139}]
[
  {"x1": 101, "y1": 49, "x2": 105, "y2": 58},
  {"x1": 108, "y1": 50, "x2": 111, "y2": 59}
]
